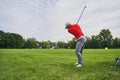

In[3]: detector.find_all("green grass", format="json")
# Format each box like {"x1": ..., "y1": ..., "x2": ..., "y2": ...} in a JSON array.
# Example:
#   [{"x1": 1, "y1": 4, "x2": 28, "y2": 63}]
[{"x1": 0, "y1": 49, "x2": 120, "y2": 80}]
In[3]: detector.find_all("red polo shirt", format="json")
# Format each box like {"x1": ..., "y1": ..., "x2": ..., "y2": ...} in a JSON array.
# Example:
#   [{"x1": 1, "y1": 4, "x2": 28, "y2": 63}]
[{"x1": 68, "y1": 24, "x2": 84, "y2": 39}]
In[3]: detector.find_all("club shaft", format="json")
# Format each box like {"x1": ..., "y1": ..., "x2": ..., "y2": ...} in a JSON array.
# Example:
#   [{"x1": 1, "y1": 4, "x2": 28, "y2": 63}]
[{"x1": 76, "y1": 6, "x2": 87, "y2": 24}]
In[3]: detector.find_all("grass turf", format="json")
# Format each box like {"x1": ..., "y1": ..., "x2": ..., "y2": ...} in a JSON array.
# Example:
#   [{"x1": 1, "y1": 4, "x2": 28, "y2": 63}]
[{"x1": 0, "y1": 49, "x2": 120, "y2": 80}]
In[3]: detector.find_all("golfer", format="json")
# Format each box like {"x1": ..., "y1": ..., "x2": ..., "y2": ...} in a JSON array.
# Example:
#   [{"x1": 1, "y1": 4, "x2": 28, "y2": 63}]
[{"x1": 65, "y1": 23, "x2": 86, "y2": 67}]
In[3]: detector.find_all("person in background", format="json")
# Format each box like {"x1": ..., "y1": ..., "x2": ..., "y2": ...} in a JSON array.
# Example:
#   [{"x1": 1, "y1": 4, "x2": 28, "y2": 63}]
[{"x1": 65, "y1": 22, "x2": 87, "y2": 67}]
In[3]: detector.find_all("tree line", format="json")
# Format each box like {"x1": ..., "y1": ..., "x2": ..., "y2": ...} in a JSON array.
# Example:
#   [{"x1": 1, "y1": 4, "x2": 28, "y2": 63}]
[{"x1": 0, "y1": 29, "x2": 120, "y2": 49}]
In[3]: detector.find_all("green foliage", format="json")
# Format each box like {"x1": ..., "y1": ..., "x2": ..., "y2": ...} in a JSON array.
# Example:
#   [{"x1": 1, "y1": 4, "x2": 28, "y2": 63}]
[
  {"x1": 0, "y1": 30, "x2": 24, "y2": 48},
  {"x1": 57, "y1": 41, "x2": 68, "y2": 49},
  {"x1": 0, "y1": 49, "x2": 120, "y2": 80},
  {"x1": 98, "y1": 29, "x2": 113, "y2": 48},
  {"x1": 0, "y1": 30, "x2": 5, "y2": 48},
  {"x1": 24, "y1": 38, "x2": 38, "y2": 49},
  {"x1": 90, "y1": 35, "x2": 101, "y2": 48},
  {"x1": 67, "y1": 38, "x2": 76, "y2": 49},
  {"x1": 41, "y1": 41, "x2": 50, "y2": 49},
  {"x1": 85, "y1": 29, "x2": 119, "y2": 49},
  {"x1": 112, "y1": 38, "x2": 120, "y2": 48},
  {"x1": 0, "y1": 29, "x2": 120, "y2": 49}
]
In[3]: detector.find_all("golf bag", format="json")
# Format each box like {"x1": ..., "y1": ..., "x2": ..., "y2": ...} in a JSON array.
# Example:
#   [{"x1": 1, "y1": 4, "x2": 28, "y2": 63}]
[{"x1": 115, "y1": 58, "x2": 120, "y2": 67}]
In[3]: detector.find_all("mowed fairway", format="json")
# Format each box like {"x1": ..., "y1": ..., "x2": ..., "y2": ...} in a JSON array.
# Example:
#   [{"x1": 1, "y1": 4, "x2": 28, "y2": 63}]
[{"x1": 0, "y1": 49, "x2": 120, "y2": 80}]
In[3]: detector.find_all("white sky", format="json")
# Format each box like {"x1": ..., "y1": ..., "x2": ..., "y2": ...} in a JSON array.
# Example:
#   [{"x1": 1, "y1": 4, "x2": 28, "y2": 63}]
[{"x1": 0, "y1": 0, "x2": 120, "y2": 41}]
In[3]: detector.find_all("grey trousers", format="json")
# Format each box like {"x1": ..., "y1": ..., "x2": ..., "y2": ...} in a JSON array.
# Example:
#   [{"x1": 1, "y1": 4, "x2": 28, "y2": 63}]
[{"x1": 75, "y1": 36, "x2": 86, "y2": 65}]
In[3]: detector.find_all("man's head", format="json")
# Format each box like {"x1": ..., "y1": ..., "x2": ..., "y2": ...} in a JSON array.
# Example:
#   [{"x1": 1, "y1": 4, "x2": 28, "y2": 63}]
[{"x1": 65, "y1": 22, "x2": 71, "y2": 29}]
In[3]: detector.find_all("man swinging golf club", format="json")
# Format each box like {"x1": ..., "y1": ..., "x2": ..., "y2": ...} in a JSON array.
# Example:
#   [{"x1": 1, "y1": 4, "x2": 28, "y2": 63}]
[{"x1": 65, "y1": 6, "x2": 87, "y2": 67}]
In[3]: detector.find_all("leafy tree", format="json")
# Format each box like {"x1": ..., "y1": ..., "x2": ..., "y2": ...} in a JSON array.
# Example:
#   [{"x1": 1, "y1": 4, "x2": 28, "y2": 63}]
[
  {"x1": 0, "y1": 30, "x2": 24, "y2": 48},
  {"x1": 11, "y1": 33, "x2": 24, "y2": 48},
  {"x1": 2, "y1": 33, "x2": 14, "y2": 48},
  {"x1": 47, "y1": 40, "x2": 56, "y2": 48},
  {"x1": 67, "y1": 38, "x2": 76, "y2": 49},
  {"x1": 24, "y1": 38, "x2": 37, "y2": 49},
  {"x1": 0, "y1": 30, "x2": 5, "y2": 48},
  {"x1": 41, "y1": 41, "x2": 50, "y2": 49},
  {"x1": 57, "y1": 41, "x2": 67, "y2": 49},
  {"x1": 47, "y1": 41, "x2": 57, "y2": 49},
  {"x1": 85, "y1": 36, "x2": 91, "y2": 49},
  {"x1": 91, "y1": 35, "x2": 101, "y2": 48},
  {"x1": 1, "y1": 29, "x2": 120, "y2": 49},
  {"x1": 98, "y1": 29, "x2": 113, "y2": 48},
  {"x1": 112, "y1": 37, "x2": 120, "y2": 48}
]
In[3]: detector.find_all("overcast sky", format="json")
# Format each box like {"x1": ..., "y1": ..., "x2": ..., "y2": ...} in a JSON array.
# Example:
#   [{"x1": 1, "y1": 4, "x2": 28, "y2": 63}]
[{"x1": 0, "y1": 0, "x2": 120, "y2": 41}]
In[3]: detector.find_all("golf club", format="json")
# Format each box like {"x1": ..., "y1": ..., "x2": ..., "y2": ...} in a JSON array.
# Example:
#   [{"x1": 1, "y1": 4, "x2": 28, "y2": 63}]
[{"x1": 76, "y1": 6, "x2": 87, "y2": 24}]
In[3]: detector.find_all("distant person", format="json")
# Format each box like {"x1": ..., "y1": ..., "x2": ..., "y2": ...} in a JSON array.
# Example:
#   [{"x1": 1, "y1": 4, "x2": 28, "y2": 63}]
[{"x1": 65, "y1": 23, "x2": 86, "y2": 67}]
